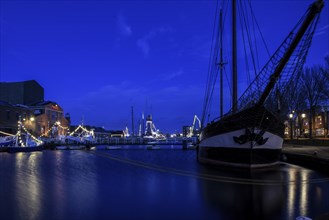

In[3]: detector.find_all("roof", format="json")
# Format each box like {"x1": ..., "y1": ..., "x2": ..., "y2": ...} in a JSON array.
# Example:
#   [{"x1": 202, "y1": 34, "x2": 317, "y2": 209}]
[{"x1": 29, "y1": 101, "x2": 58, "y2": 106}]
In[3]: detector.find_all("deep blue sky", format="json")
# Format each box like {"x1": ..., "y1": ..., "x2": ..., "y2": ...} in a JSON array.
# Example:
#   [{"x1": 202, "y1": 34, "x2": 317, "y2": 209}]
[{"x1": 0, "y1": 0, "x2": 328, "y2": 134}]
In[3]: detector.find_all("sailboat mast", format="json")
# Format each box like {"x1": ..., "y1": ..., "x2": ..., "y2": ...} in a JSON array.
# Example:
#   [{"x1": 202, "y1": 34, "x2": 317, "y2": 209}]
[
  {"x1": 232, "y1": 0, "x2": 237, "y2": 113},
  {"x1": 219, "y1": 8, "x2": 224, "y2": 118},
  {"x1": 131, "y1": 106, "x2": 134, "y2": 137}
]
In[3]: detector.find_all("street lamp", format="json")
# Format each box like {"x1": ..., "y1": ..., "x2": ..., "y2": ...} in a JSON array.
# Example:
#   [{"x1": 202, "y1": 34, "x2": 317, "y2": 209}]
[
  {"x1": 301, "y1": 113, "x2": 306, "y2": 138},
  {"x1": 289, "y1": 113, "x2": 294, "y2": 139},
  {"x1": 55, "y1": 121, "x2": 61, "y2": 136},
  {"x1": 324, "y1": 107, "x2": 328, "y2": 138}
]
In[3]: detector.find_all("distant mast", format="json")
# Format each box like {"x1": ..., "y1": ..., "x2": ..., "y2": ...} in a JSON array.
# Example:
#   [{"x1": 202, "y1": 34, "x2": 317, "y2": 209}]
[
  {"x1": 131, "y1": 106, "x2": 134, "y2": 137},
  {"x1": 232, "y1": 0, "x2": 237, "y2": 113}
]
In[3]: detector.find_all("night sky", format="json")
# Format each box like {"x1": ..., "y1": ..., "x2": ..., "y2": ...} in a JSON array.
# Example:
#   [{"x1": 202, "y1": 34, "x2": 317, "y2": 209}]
[{"x1": 0, "y1": 0, "x2": 328, "y2": 134}]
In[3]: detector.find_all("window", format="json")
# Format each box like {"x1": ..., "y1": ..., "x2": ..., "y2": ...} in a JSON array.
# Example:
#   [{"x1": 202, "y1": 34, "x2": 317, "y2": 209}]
[{"x1": 51, "y1": 111, "x2": 57, "y2": 121}]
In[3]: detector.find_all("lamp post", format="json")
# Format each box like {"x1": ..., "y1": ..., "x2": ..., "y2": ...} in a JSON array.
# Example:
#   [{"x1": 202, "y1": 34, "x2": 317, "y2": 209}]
[
  {"x1": 301, "y1": 113, "x2": 306, "y2": 138},
  {"x1": 324, "y1": 107, "x2": 328, "y2": 138},
  {"x1": 56, "y1": 121, "x2": 61, "y2": 137},
  {"x1": 29, "y1": 117, "x2": 35, "y2": 133},
  {"x1": 289, "y1": 113, "x2": 294, "y2": 139}
]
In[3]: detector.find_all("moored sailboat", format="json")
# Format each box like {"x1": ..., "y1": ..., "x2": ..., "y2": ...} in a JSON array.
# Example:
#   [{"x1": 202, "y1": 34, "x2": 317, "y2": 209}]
[{"x1": 198, "y1": 0, "x2": 324, "y2": 168}]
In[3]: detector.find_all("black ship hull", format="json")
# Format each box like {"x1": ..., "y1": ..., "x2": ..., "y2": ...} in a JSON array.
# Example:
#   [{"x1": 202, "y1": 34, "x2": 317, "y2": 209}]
[{"x1": 198, "y1": 106, "x2": 285, "y2": 168}]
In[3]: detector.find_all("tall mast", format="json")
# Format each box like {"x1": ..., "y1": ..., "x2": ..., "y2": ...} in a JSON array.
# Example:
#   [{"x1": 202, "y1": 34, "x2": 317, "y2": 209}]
[
  {"x1": 232, "y1": 0, "x2": 237, "y2": 113},
  {"x1": 219, "y1": 8, "x2": 225, "y2": 118}
]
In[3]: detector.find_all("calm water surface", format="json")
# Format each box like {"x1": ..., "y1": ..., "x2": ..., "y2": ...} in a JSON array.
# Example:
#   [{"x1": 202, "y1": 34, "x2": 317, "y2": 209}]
[{"x1": 0, "y1": 145, "x2": 328, "y2": 220}]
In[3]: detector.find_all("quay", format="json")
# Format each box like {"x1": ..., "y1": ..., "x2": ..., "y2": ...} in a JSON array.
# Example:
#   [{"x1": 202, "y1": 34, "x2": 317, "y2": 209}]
[{"x1": 282, "y1": 140, "x2": 329, "y2": 174}]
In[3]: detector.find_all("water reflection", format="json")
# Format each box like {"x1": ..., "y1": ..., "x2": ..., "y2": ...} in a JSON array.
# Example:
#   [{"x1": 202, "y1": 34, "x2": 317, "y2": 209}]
[
  {"x1": 287, "y1": 167, "x2": 297, "y2": 219},
  {"x1": 300, "y1": 170, "x2": 310, "y2": 216},
  {"x1": 200, "y1": 168, "x2": 284, "y2": 220},
  {"x1": 102, "y1": 148, "x2": 329, "y2": 219},
  {"x1": 1, "y1": 148, "x2": 328, "y2": 220},
  {"x1": 286, "y1": 166, "x2": 314, "y2": 219},
  {"x1": 14, "y1": 153, "x2": 41, "y2": 220},
  {"x1": 199, "y1": 163, "x2": 329, "y2": 220},
  {"x1": 55, "y1": 151, "x2": 99, "y2": 218}
]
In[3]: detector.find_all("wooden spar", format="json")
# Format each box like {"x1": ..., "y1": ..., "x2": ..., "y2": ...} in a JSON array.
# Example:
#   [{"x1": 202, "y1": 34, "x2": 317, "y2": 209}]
[{"x1": 257, "y1": 0, "x2": 324, "y2": 106}]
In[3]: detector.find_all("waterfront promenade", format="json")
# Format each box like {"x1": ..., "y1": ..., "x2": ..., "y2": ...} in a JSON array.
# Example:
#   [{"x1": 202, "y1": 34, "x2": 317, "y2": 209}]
[{"x1": 282, "y1": 142, "x2": 329, "y2": 174}]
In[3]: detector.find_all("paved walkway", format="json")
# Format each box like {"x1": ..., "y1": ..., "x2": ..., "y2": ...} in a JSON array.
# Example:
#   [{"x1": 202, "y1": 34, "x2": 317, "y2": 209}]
[
  {"x1": 282, "y1": 144, "x2": 329, "y2": 174},
  {"x1": 283, "y1": 144, "x2": 329, "y2": 161}
]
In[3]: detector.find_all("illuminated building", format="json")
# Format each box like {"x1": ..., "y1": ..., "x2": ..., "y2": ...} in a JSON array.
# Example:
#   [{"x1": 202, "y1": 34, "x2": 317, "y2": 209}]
[{"x1": 30, "y1": 101, "x2": 70, "y2": 137}]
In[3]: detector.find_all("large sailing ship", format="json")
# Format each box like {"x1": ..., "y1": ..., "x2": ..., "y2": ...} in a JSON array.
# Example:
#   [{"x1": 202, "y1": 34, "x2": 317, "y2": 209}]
[{"x1": 197, "y1": 0, "x2": 324, "y2": 168}]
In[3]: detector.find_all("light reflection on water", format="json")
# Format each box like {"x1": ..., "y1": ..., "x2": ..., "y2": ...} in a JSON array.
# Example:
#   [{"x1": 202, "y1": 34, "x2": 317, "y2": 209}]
[
  {"x1": 14, "y1": 153, "x2": 41, "y2": 220},
  {"x1": 0, "y1": 146, "x2": 328, "y2": 220},
  {"x1": 287, "y1": 167, "x2": 297, "y2": 219}
]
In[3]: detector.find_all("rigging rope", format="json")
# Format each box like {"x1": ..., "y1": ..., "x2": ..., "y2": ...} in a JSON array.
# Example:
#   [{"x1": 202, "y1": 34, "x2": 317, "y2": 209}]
[
  {"x1": 202, "y1": 0, "x2": 224, "y2": 126},
  {"x1": 235, "y1": 3, "x2": 321, "y2": 121}
]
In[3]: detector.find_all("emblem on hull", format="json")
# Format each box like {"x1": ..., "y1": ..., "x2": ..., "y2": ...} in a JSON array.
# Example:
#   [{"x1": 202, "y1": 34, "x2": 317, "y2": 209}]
[{"x1": 233, "y1": 128, "x2": 269, "y2": 145}]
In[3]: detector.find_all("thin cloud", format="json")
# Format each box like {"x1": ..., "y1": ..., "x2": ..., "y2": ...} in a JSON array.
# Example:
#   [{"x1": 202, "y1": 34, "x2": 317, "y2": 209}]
[
  {"x1": 314, "y1": 25, "x2": 329, "y2": 37},
  {"x1": 66, "y1": 82, "x2": 203, "y2": 132},
  {"x1": 117, "y1": 13, "x2": 132, "y2": 36},
  {"x1": 137, "y1": 27, "x2": 172, "y2": 57},
  {"x1": 163, "y1": 69, "x2": 184, "y2": 81}
]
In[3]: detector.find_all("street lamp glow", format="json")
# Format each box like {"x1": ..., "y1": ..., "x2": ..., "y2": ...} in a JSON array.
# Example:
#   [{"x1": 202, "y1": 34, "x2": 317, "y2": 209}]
[
  {"x1": 289, "y1": 113, "x2": 293, "y2": 119},
  {"x1": 301, "y1": 113, "x2": 306, "y2": 118},
  {"x1": 30, "y1": 117, "x2": 35, "y2": 122}
]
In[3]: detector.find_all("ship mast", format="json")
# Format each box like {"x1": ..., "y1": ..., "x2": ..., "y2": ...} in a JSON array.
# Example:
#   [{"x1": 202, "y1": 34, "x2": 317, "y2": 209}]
[
  {"x1": 219, "y1": 8, "x2": 225, "y2": 118},
  {"x1": 232, "y1": 0, "x2": 238, "y2": 113}
]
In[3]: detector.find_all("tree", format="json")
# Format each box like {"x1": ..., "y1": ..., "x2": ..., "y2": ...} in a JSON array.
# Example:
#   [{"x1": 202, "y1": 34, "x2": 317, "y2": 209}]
[
  {"x1": 321, "y1": 55, "x2": 329, "y2": 101},
  {"x1": 300, "y1": 65, "x2": 327, "y2": 139}
]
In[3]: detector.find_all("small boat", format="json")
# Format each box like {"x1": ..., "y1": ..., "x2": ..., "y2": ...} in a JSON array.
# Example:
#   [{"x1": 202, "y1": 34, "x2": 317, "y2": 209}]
[
  {"x1": 56, "y1": 146, "x2": 68, "y2": 150},
  {"x1": 186, "y1": 143, "x2": 196, "y2": 150},
  {"x1": 182, "y1": 140, "x2": 196, "y2": 150},
  {"x1": 67, "y1": 145, "x2": 86, "y2": 150},
  {"x1": 105, "y1": 146, "x2": 122, "y2": 150},
  {"x1": 0, "y1": 136, "x2": 15, "y2": 147},
  {"x1": 147, "y1": 145, "x2": 161, "y2": 150},
  {"x1": 0, "y1": 146, "x2": 8, "y2": 152}
]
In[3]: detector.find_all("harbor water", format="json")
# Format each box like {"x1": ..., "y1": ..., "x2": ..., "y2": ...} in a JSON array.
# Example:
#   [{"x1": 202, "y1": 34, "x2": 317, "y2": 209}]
[{"x1": 0, "y1": 145, "x2": 328, "y2": 220}]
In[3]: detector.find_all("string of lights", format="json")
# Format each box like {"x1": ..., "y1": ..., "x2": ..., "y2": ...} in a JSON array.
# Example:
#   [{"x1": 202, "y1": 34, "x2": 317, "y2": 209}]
[
  {"x1": 17, "y1": 121, "x2": 43, "y2": 146},
  {"x1": 0, "y1": 130, "x2": 16, "y2": 136}
]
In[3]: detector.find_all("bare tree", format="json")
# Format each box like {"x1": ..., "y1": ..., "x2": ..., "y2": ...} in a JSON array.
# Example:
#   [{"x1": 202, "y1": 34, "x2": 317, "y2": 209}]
[
  {"x1": 301, "y1": 65, "x2": 327, "y2": 139},
  {"x1": 321, "y1": 55, "x2": 329, "y2": 101}
]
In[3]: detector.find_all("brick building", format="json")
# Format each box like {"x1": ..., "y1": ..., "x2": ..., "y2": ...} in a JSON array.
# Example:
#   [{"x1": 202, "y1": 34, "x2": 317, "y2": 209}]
[
  {"x1": 0, "y1": 80, "x2": 70, "y2": 137},
  {"x1": 30, "y1": 101, "x2": 70, "y2": 137},
  {"x1": 285, "y1": 106, "x2": 329, "y2": 138},
  {"x1": 0, "y1": 101, "x2": 35, "y2": 135}
]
